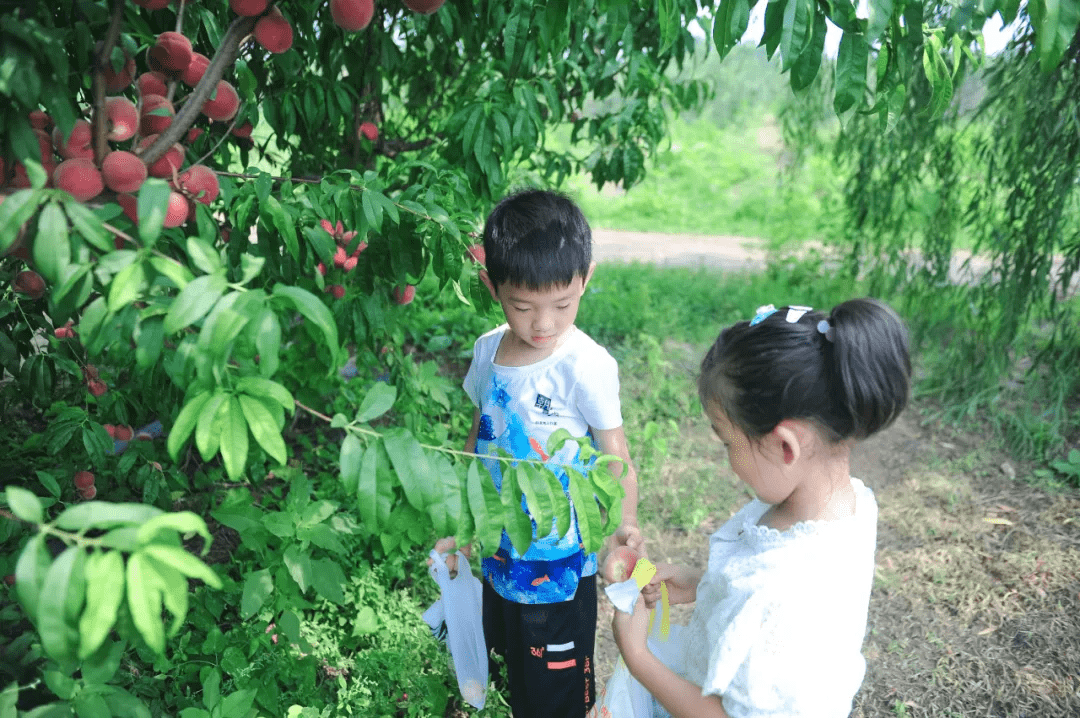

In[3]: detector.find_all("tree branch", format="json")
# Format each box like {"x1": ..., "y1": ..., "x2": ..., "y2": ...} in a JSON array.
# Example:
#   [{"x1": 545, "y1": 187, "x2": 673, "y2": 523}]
[
  {"x1": 140, "y1": 14, "x2": 257, "y2": 167},
  {"x1": 91, "y1": 0, "x2": 127, "y2": 165}
]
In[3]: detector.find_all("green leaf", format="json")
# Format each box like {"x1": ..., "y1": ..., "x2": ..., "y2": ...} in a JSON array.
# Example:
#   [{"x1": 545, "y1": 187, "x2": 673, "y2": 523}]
[
  {"x1": 108, "y1": 258, "x2": 147, "y2": 312},
  {"x1": 148, "y1": 256, "x2": 194, "y2": 289},
  {"x1": 80, "y1": 638, "x2": 125, "y2": 685},
  {"x1": 220, "y1": 689, "x2": 257, "y2": 718},
  {"x1": 834, "y1": 31, "x2": 869, "y2": 115},
  {"x1": 163, "y1": 272, "x2": 227, "y2": 334},
  {"x1": 714, "y1": 0, "x2": 751, "y2": 60},
  {"x1": 234, "y1": 376, "x2": 294, "y2": 411},
  {"x1": 63, "y1": 199, "x2": 111, "y2": 253},
  {"x1": 263, "y1": 196, "x2": 298, "y2": 259},
  {"x1": 238, "y1": 394, "x2": 287, "y2": 465},
  {"x1": 186, "y1": 236, "x2": 222, "y2": 275},
  {"x1": 790, "y1": 10, "x2": 826, "y2": 91},
  {"x1": 519, "y1": 463, "x2": 554, "y2": 541},
  {"x1": 238, "y1": 254, "x2": 265, "y2": 284},
  {"x1": 252, "y1": 309, "x2": 281, "y2": 378},
  {"x1": 780, "y1": 0, "x2": 814, "y2": 70},
  {"x1": 135, "y1": 511, "x2": 213, "y2": 548},
  {"x1": 544, "y1": 468, "x2": 572, "y2": 538},
  {"x1": 310, "y1": 558, "x2": 346, "y2": 603},
  {"x1": 339, "y1": 434, "x2": 363, "y2": 494},
  {"x1": 567, "y1": 469, "x2": 603, "y2": 554},
  {"x1": 282, "y1": 545, "x2": 312, "y2": 592},
  {"x1": 240, "y1": 568, "x2": 273, "y2": 619},
  {"x1": 54, "y1": 502, "x2": 163, "y2": 531},
  {"x1": 126, "y1": 552, "x2": 165, "y2": 653},
  {"x1": 500, "y1": 469, "x2": 533, "y2": 555},
  {"x1": 78, "y1": 551, "x2": 125, "y2": 659},
  {"x1": 38, "y1": 546, "x2": 85, "y2": 662},
  {"x1": 0, "y1": 189, "x2": 45, "y2": 254},
  {"x1": 356, "y1": 381, "x2": 396, "y2": 422},
  {"x1": 219, "y1": 397, "x2": 249, "y2": 480},
  {"x1": 382, "y1": 428, "x2": 439, "y2": 513},
  {"x1": 866, "y1": 0, "x2": 892, "y2": 41},
  {"x1": 467, "y1": 461, "x2": 503, "y2": 554},
  {"x1": 134, "y1": 316, "x2": 164, "y2": 370},
  {"x1": 920, "y1": 32, "x2": 953, "y2": 119},
  {"x1": 136, "y1": 180, "x2": 171, "y2": 246},
  {"x1": 195, "y1": 392, "x2": 230, "y2": 461},
  {"x1": 141, "y1": 544, "x2": 222, "y2": 588},
  {"x1": 356, "y1": 443, "x2": 379, "y2": 529},
  {"x1": 33, "y1": 203, "x2": 70, "y2": 285},
  {"x1": 14, "y1": 533, "x2": 51, "y2": 620},
  {"x1": 272, "y1": 284, "x2": 339, "y2": 360},
  {"x1": 5, "y1": 486, "x2": 43, "y2": 523},
  {"x1": 168, "y1": 391, "x2": 211, "y2": 461}
]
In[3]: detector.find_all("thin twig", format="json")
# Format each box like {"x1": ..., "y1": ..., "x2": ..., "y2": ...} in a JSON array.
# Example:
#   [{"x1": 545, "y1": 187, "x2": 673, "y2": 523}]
[
  {"x1": 192, "y1": 105, "x2": 244, "y2": 166},
  {"x1": 91, "y1": 0, "x2": 127, "y2": 165},
  {"x1": 101, "y1": 221, "x2": 137, "y2": 246}
]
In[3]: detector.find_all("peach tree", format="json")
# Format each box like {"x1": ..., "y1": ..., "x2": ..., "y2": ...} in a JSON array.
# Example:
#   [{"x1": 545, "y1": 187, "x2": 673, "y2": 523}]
[{"x1": 0, "y1": 0, "x2": 716, "y2": 714}]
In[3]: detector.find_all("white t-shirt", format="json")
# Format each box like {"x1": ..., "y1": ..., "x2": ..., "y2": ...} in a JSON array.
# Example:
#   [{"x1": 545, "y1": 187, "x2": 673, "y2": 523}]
[
  {"x1": 671, "y1": 477, "x2": 878, "y2": 718},
  {"x1": 463, "y1": 324, "x2": 623, "y2": 603}
]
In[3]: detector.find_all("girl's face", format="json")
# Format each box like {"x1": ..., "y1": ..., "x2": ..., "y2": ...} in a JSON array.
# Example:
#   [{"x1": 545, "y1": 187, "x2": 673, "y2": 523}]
[{"x1": 705, "y1": 402, "x2": 791, "y2": 505}]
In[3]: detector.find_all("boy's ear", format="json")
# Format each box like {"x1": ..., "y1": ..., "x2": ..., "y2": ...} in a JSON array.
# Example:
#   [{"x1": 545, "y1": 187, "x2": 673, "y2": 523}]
[
  {"x1": 580, "y1": 261, "x2": 597, "y2": 292},
  {"x1": 479, "y1": 270, "x2": 500, "y2": 302}
]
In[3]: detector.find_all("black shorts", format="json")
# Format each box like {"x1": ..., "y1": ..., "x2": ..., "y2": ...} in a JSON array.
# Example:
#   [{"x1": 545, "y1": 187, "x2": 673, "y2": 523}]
[{"x1": 483, "y1": 575, "x2": 597, "y2": 718}]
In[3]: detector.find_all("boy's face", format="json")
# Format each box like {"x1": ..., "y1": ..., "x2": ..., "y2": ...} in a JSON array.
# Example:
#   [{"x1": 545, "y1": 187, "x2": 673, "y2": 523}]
[{"x1": 481, "y1": 263, "x2": 595, "y2": 356}]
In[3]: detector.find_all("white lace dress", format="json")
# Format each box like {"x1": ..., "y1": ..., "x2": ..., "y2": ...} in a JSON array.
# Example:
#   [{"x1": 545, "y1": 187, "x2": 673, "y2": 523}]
[{"x1": 654, "y1": 478, "x2": 878, "y2": 718}]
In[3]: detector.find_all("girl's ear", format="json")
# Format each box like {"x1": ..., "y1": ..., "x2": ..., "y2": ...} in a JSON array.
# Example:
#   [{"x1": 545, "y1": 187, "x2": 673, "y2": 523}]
[
  {"x1": 479, "y1": 270, "x2": 500, "y2": 302},
  {"x1": 771, "y1": 420, "x2": 805, "y2": 465}
]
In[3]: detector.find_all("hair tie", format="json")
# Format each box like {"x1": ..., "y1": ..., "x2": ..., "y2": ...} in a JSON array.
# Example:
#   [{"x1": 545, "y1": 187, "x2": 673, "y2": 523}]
[
  {"x1": 749, "y1": 304, "x2": 777, "y2": 326},
  {"x1": 817, "y1": 319, "x2": 835, "y2": 343}
]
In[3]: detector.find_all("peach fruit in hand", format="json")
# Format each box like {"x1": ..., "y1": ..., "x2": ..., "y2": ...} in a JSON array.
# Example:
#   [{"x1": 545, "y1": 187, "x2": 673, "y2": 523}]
[{"x1": 602, "y1": 545, "x2": 641, "y2": 584}]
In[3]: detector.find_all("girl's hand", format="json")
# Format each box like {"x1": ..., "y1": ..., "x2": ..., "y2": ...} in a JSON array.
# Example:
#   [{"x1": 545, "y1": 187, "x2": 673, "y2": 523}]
[
  {"x1": 427, "y1": 537, "x2": 471, "y2": 577},
  {"x1": 641, "y1": 562, "x2": 701, "y2": 608},
  {"x1": 612, "y1": 595, "x2": 651, "y2": 663}
]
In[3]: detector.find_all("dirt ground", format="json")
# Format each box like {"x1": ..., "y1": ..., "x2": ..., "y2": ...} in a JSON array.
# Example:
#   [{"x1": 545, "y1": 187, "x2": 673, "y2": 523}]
[{"x1": 587, "y1": 237, "x2": 1080, "y2": 718}]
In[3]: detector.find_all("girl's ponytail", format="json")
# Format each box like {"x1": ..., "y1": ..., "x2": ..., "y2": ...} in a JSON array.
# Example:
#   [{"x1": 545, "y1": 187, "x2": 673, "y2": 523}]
[
  {"x1": 826, "y1": 298, "x2": 911, "y2": 439},
  {"x1": 698, "y1": 297, "x2": 911, "y2": 443}
]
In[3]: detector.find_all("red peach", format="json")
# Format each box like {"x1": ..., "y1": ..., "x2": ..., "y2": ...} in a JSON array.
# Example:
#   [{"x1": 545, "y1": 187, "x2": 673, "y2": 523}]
[
  {"x1": 114, "y1": 425, "x2": 134, "y2": 441},
  {"x1": 331, "y1": 0, "x2": 375, "y2": 31},
  {"x1": 231, "y1": 121, "x2": 253, "y2": 138},
  {"x1": 317, "y1": 262, "x2": 327, "y2": 276},
  {"x1": 83, "y1": 364, "x2": 99, "y2": 380},
  {"x1": 333, "y1": 245, "x2": 348, "y2": 268},
  {"x1": 117, "y1": 193, "x2": 138, "y2": 223},
  {"x1": 79, "y1": 485, "x2": 98, "y2": 500},
  {"x1": 13, "y1": 270, "x2": 46, "y2": 300},
  {"x1": 53, "y1": 119, "x2": 93, "y2": 160},
  {"x1": 181, "y1": 52, "x2": 210, "y2": 87},
  {"x1": 164, "y1": 191, "x2": 191, "y2": 228},
  {"x1": 102, "y1": 53, "x2": 136, "y2": 92},
  {"x1": 3, "y1": 575, "x2": 14, "y2": 586},
  {"x1": 229, "y1": 0, "x2": 268, "y2": 16},
  {"x1": 137, "y1": 136, "x2": 185, "y2": 178},
  {"x1": 343, "y1": 255, "x2": 358, "y2": 272},
  {"x1": 186, "y1": 127, "x2": 205, "y2": 144},
  {"x1": 602, "y1": 546, "x2": 641, "y2": 584},
  {"x1": 136, "y1": 71, "x2": 168, "y2": 97},
  {"x1": 403, "y1": 0, "x2": 445, "y2": 13},
  {"x1": 201, "y1": 81, "x2": 240, "y2": 122},
  {"x1": 29, "y1": 110, "x2": 52, "y2": 130},
  {"x1": 467, "y1": 244, "x2": 485, "y2": 265},
  {"x1": 148, "y1": 31, "x2": 193, "y2": 75},
  {"x1": 33, "y1": 129, "x2": 53, "y2": 163},
  {"x1": 393, "y1": 285, "x2": 416, "y2": 305},
  {"x1": 54, "y1": 159, "x2": 104, "y2": 202},
  {"x1": 73, "y1": 471, "x2": 95, "y2": 489},
  {"x1": 105, "y1": 97, "x2": 139, "y2": 141},
  {"x1": 102, "y1": 151, "x2": 148, "y2": 193},
  {"x1": 140, "y1": 94, "x2": 175, "y2": 136},
  {"x1": 103, "y1": 424, "x2": 117, "y2": 438},
  {"x1": 254, "y1": 8, "x2": 294, "y2": 54},
  {"x1": 358, "y1": 121, "x2": 378, "y2": 141},
  {"x1": 87, "y1": 379, "x2": 108, "y2": 397},
  {"x1": 326, "y1": 284, "x2": 345, "y2": 299},
  {"x1": 175, "y1": 164, "x2": 219, "y2": 205}
]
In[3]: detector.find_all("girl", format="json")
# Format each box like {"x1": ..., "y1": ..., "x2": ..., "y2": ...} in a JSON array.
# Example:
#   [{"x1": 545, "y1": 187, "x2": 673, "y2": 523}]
[{"x1": 609, "y1": 298, "x2": 911, "y2": 718}]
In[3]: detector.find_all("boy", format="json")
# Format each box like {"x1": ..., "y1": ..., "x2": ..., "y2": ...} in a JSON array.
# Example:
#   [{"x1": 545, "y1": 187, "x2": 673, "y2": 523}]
[{"x1": 435, "y1": 189, "x2": 641, "y2": 718}]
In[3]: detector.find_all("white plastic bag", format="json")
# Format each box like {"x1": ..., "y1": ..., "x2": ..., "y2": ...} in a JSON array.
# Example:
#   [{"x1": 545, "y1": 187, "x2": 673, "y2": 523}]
[
  {"x1": 598, "y1": 586, "x2": 685, "y2": 718},
  {"x1": 427, "y1": 549, "x2": 488, "y2": 709}
]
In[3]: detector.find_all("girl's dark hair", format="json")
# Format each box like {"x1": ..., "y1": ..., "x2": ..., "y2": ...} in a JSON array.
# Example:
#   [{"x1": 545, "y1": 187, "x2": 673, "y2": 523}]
[
  {"x1": 699, "y1": 298, "x2": 911, "y2": 441},
  {"x1": 482, "y1": 188, "x2": 592, "y2": 290}
]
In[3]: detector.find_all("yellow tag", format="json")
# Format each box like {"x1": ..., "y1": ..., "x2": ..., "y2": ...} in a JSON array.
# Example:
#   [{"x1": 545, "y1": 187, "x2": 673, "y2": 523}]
[
  {"x1": 659, "y1": 581, "x2": 670, "y2": 639},
  {"x1": 630, "y1": 558, "x2": 656, "y2": 590}
]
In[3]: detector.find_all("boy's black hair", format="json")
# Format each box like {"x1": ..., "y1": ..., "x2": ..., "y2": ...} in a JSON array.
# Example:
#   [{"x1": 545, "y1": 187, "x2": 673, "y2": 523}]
[
  {"x1": 482, "y1": 188, "x2": 592, "y2": 290},
  {"x1": 699, "y1": 298, "x2": 912, "y2": 442}
]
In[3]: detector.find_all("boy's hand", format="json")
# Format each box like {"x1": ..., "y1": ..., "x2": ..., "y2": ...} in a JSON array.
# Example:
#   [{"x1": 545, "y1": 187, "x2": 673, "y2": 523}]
[{"x1": 427, "y1": 537, "x2": 471, "y2": 578}]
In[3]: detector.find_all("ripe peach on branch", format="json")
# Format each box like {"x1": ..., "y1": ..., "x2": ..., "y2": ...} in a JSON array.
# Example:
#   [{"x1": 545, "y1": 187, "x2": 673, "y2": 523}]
[
  {"x1": 331, "y1": 0, "x2": 375, "y2": 31},
  {"x1": 254, "y1": 8, "x2": 294, "y2": 54},
  {"x1": 13, "y1": 271, "x2": 46, "y2": 300},
  {"x1": 392, "y1": 285, "x2": 416, "y2": 305},
  {"x1": 54, "y1": 159, "x2": 104, "y2": 202},
  {"x1": 148, "y1": 31, "x2": 194, "y2": 76}
]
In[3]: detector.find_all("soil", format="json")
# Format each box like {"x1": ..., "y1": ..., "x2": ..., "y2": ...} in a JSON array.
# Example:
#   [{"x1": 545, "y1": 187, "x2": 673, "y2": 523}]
[{"x1": 587, "y1": 232, "x2": 1080, "y2": 718}]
